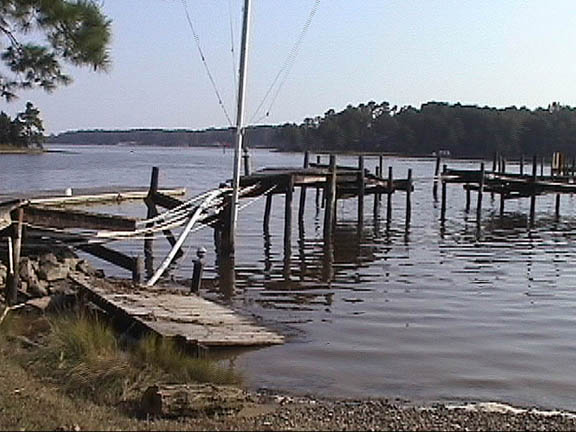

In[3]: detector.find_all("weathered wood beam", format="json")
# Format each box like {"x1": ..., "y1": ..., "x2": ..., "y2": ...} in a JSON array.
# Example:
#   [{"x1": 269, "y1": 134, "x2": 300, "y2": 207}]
[{"x1": 24, "y1": 206, "x2": 137, "y2": 231}]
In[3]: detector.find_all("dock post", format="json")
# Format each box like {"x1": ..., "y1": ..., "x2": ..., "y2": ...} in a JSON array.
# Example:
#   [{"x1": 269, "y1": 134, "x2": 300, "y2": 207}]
[
  {"x1": 315, "y1": 155, "x2": 321, "y2": 208},
  {"x1": 530, "y1": 155, "x2": 537, "y2": 227},
  {"x1": 220, "y1": 193, "x2": 234, "y2": 257},
  {"x1": 440, "y1": 164, "x2": 447, "y2": 223},
  {"x1": 5, "y1": 208, "x2": 23, "y2": 306},
  {"x1": 465, "y1": 185, "x2": 471, "y2": 212},
  {"x1": 263, "y1": 193, "x2": 273, "y2": 231},
  {"x1": 144, "y1": 167, "x2": 159, "y2": 269},
  {"x1": 433, "y1": 155, "x2": 441, "y2": 200},
  {"x1": 571, "y1": 157, "x2": 575, "y2": 179},
  {"x1": 132, "y1": 256, "x2": 144, "y2": 284},
  {"x1": 374, "y1": 166, "x2": 381, "y2": 216},
  {"x1": 387, "y1": 166, "x2": 393, "y2": 224},
  {"x1": 298, "y1": 151, "x2": 310, "y2": 222},
  {"x1": 357, "y1": 155, "x2": 365, "y2": 225},
  {"x1": 540, "y1": 155, "x2": 544, "y2": 177},
  {"x1": 405, "y1": 168, "x2": 412, "y2": 230},
  {"x1": 190, "y1": 247, "x2": 206, "y2": 294},
  {"x1": 492, "y1": 153, "x2": 498, "y2": 173},
  {"x1": 323, "y1": 155, "x2": 337, "y2": 240},
  {"x1": 555, "y1": 194, "x2": 561, "y2": 218},
  {"x1": 520, "y1": 155, "x2": 524, "y2": 176},
  {"x1": 378, "y1": 155, "x2": 384, "y2": 206},
  {"x1": 243, "y1": 147, "x2": 250, "y2": 176},
  {"x1": 284, "y1": 175, "x2": 294, "y2": 256},
  {"x1": 477, "y1": 162, "x2": 485, "y2": 224}
]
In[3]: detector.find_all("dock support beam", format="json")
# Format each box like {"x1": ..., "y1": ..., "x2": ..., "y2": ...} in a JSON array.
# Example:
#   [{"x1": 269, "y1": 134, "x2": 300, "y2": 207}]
[
  {"x1": 298, "y1": 151, "x2": 310, "y2": 222},
  {"x1": 405, "y1": 168, "x2": 412, "y2": 230},
  {"x1": 357, "y1": 155, "x2": 365, "y2": 227},
  {"x1": 323, "y1": 155, "x2": 337, "y2": 240},
  {"x1": 477, "y1": 163, "x2": 485, "y2": 224},
  {"x1": 284, "y1": 175, "x2": 294, "y2": 257},
  {"x1": 433, "y1": 155, "x2": 441, "y2": 200},
  {"x1": 387, "y1": 166, "x2": 393, "y2": 225},
  {"x1": 530, "y1": 155, "x2": 537, "y2": 227},
  {"x1": 440, "y1": 164, "x2": 447, "y2": 223}
]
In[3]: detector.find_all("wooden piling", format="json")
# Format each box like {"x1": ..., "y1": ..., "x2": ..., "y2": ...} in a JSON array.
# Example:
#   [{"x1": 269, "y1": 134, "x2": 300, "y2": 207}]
[
  {"x1": 433, "y1": 155, "x2": 441, "y2": 199},
  {"x1": 441, "y1": 164, "x2": 447, "y2": 222},
  {"x1": 530, "y1": 155, "x2": 537, "y2": 227},
  {"x1": 323, "y1": 155, "x2": 337, "y2": 240},
  {"x1": 243, "y1": 148, "x2": 250, "y2": 176},
  {"x1": 555, "y1": 194, "x2": 561, "y2": 218},
  {"x1": 315, "y1": 155, "x2": 321, "y2": 207},
  {"x1": 465, "y1": 186, "x2": 471, "y2": 212},
  {"x1": 357, "y1": 155, "x2": 365, "y2": 224},
  {"x1": 298, "y1": 152, "x2": 310, "y2": 222},
  {"x1": 477, "y1": 163, "x2": 485, "y2": 223},
  {"x1": 132, "y1": 256, "x2": 144, "y2": 284},
  {"x1": 405, "y1": 168, "x2": 412, "y2": 229},
  {"x1": 191, "y1": 257, "x2": 204, "y2": 294},
  {"x1": 379, "y1": 155, "x2": 384, "y2": 206},
  {"x1": 5, "y1": 208, "x2": 23, "y2": 306},
  {"x1": 263, "y1": 194, "x2": 273, "y2": 230},
  {"x1": 374, "y1": 166, "x2": 381, "y2": 216},
  {"x1": 387, "y1": 166, "x2": 393, "y2": 224},
  {"x1": 492, "y1": 153, "x2": 498, "y2": 173},
  {"x1": 284, "y1": 175, "x2": 294, "y2": 255},
  {"x1": 144, "y1": 167, "x2": 159, "y2": 259},
  {"x1": 520, "y1": 155, "x2": 524, "y2": 176},
  {"x1": 540, "y1": 156, "x2": 544, "y2": 177}
]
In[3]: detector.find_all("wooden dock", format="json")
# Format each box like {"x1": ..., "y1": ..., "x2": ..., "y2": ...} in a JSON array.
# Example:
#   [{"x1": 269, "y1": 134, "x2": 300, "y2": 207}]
[
  {"x1": 0, "y1": 185, "x2": 186, "y2": 206},
  {"x1": 70, "y1": 272, "x2": 284, "y2": 347}
]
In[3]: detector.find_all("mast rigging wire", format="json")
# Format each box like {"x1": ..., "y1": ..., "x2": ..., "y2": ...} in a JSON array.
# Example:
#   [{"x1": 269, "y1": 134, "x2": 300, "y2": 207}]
[
  {"x1": 250, "y1": 0, "x2": 321, "y2": 123},
  {"x1": 181, "y1": 0, "x2": 233, "y2": 126}
]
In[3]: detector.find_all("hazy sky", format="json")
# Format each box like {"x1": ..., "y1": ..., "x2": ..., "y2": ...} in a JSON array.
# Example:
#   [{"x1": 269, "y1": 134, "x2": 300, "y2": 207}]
[{"x1": 4, "y1": 0, "x2": 576, "y2": 133}]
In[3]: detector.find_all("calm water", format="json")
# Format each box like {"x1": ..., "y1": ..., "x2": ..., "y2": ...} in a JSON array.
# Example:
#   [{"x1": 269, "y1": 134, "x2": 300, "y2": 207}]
[{"x1": 3, "y1": 145, "x2": 576, "y2": 410}]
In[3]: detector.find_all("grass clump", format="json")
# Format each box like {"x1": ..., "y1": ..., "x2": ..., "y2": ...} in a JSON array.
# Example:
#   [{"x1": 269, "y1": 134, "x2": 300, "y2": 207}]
[{"x1": 21, "y1": 313, "x2": 241, "y2": 405}]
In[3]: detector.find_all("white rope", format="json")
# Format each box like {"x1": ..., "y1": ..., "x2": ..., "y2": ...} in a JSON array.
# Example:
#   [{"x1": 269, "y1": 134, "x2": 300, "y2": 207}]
[{"x1": 147, "y1": 189, "x2": 224, "y2": 286}]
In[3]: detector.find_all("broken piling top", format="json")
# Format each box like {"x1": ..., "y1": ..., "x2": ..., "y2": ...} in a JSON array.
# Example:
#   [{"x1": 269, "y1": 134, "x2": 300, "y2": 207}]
[{"x1": 70, "y1": 273, "x2": 284, "y2": 347}]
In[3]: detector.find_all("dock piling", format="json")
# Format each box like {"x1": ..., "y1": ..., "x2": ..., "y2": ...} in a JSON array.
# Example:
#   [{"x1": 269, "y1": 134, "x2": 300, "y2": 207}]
[
  {"x1": 405, "y1": 168, "x2": 412, "y2": 229},
  {"x1": 5, "y1": 208, "x2": 23, "y2": 305},
  {"x1": 323, "y1": 155, "x2": 337, "y2": 240},
  {"x1": 284, "y1": 175, "x2": 294, "y2": 256},
  {"x1": 477, "y1": 163, "x2": 485, "y2": 224},
  {"x1": 298, "y1": 151, "x2": 310, "y2": 222},
  {"x1": 530, "y1": 155, "x2": 537, "y2": 227},
  {"x1": 358, "y1": 155, "x2": 365, "y2": 226},
  {"x1": 387, "y1": 166, "x2": 393, "y2": 224},
  {"x1": 441, "y1": 164, "x2": 447, "y2": 222}
]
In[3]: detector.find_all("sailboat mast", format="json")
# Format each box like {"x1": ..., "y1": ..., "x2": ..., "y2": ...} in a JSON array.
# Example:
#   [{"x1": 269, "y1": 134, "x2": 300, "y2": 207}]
[{"x1": 229, "y1": 0, "x2": 252, "y2": 253}]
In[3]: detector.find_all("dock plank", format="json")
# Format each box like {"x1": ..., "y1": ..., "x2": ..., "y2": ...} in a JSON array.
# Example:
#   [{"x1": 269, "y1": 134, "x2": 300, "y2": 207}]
[{"x1": 70, "y1": 273, "x2": 285, "y2": 347}]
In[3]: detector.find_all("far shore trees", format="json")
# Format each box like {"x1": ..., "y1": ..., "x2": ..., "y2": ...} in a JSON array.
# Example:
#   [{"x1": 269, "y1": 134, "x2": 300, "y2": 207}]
[{"x1": 0, "y1": 0, "x2": 112, "y2": 148}]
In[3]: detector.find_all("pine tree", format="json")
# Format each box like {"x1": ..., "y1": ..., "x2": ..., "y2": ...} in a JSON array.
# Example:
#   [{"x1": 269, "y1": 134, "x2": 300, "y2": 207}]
[{"x1": 0, "y1": 0, "x2": 111, "y2": 101}]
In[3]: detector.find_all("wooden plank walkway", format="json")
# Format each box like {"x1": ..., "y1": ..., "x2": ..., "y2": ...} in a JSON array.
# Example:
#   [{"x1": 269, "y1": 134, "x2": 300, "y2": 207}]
[
  {"x1": 70, "y1": 272, "x2": 285, "y2": 347},
  {"x1": 0, "y1": 185, "x2": 186, "y2": 206}
]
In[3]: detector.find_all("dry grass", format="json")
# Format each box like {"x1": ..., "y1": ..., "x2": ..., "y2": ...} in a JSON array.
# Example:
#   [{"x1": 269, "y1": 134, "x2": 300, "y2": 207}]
[{"x1": 1, "y1": 311, "x2": 241, "y2": 406}]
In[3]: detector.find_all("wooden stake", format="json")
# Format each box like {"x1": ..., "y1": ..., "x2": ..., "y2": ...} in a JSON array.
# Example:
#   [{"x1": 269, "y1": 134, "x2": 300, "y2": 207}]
[
  {"x1": 465, "y1": 185, "x2": 471, "y2": 212},
  {"x1": 6, "y1": 208, "x2": 23, "y2": 305},
  {"x1": 133, "y1": 256, "x2": 144, "y2": 284},
  {"x1": 555, "y1": 194, "x2": 561, "y2": 218},
  {"x1": 374, "y1": 166, "x2": 381, "y2": 216},
  {"x1": 520, "y1": 155, "x2": 524, "y2": 175}
]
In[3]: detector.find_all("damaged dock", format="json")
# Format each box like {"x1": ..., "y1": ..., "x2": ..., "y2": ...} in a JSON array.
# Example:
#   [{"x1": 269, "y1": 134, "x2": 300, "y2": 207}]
[{"x1": 70, "y1": 273, "x2": 284, "y2": 347}]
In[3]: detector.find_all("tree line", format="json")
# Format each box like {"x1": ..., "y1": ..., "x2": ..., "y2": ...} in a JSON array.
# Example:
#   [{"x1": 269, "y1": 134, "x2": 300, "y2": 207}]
[
  {"x1": 274, "y1": 101, "x2": 576, "y2": 158},
  {"x1": 0, "y1": 102, "x2": 44, "y2": 148}
]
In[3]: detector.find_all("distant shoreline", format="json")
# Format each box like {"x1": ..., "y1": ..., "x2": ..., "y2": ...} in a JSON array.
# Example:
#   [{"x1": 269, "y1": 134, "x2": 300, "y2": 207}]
[{"x1": 0, "y1": 146, "x2": 44, "y2": 155}]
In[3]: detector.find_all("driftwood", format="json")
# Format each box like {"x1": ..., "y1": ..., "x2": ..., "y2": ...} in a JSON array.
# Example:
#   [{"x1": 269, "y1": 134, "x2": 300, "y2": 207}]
[{"x1": 141, "y1": 384, "x2": 245, "y2": 417}]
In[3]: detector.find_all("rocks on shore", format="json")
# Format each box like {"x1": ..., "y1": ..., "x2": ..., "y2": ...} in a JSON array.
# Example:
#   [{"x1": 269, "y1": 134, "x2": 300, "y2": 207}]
[{"x1": 0, "y1": 250, "x2": 104, "y2": 300}]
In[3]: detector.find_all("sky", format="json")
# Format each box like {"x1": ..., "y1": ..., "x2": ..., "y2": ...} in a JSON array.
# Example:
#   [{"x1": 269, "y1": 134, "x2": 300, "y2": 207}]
[{"x1": 3, "y1": 0, "x2": 576, "y2": 133}]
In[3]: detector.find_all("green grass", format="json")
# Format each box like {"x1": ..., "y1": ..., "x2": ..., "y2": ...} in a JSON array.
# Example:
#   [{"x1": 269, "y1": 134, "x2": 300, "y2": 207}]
[{"x1": 1, "y1": 311, "x2": 241, "y2": 406}]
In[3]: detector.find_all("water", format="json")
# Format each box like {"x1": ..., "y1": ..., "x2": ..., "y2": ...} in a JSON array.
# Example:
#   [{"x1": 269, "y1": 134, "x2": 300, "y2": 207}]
[{"x1": 3, "y1": 145, "x2": 576, "y2": 410}]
